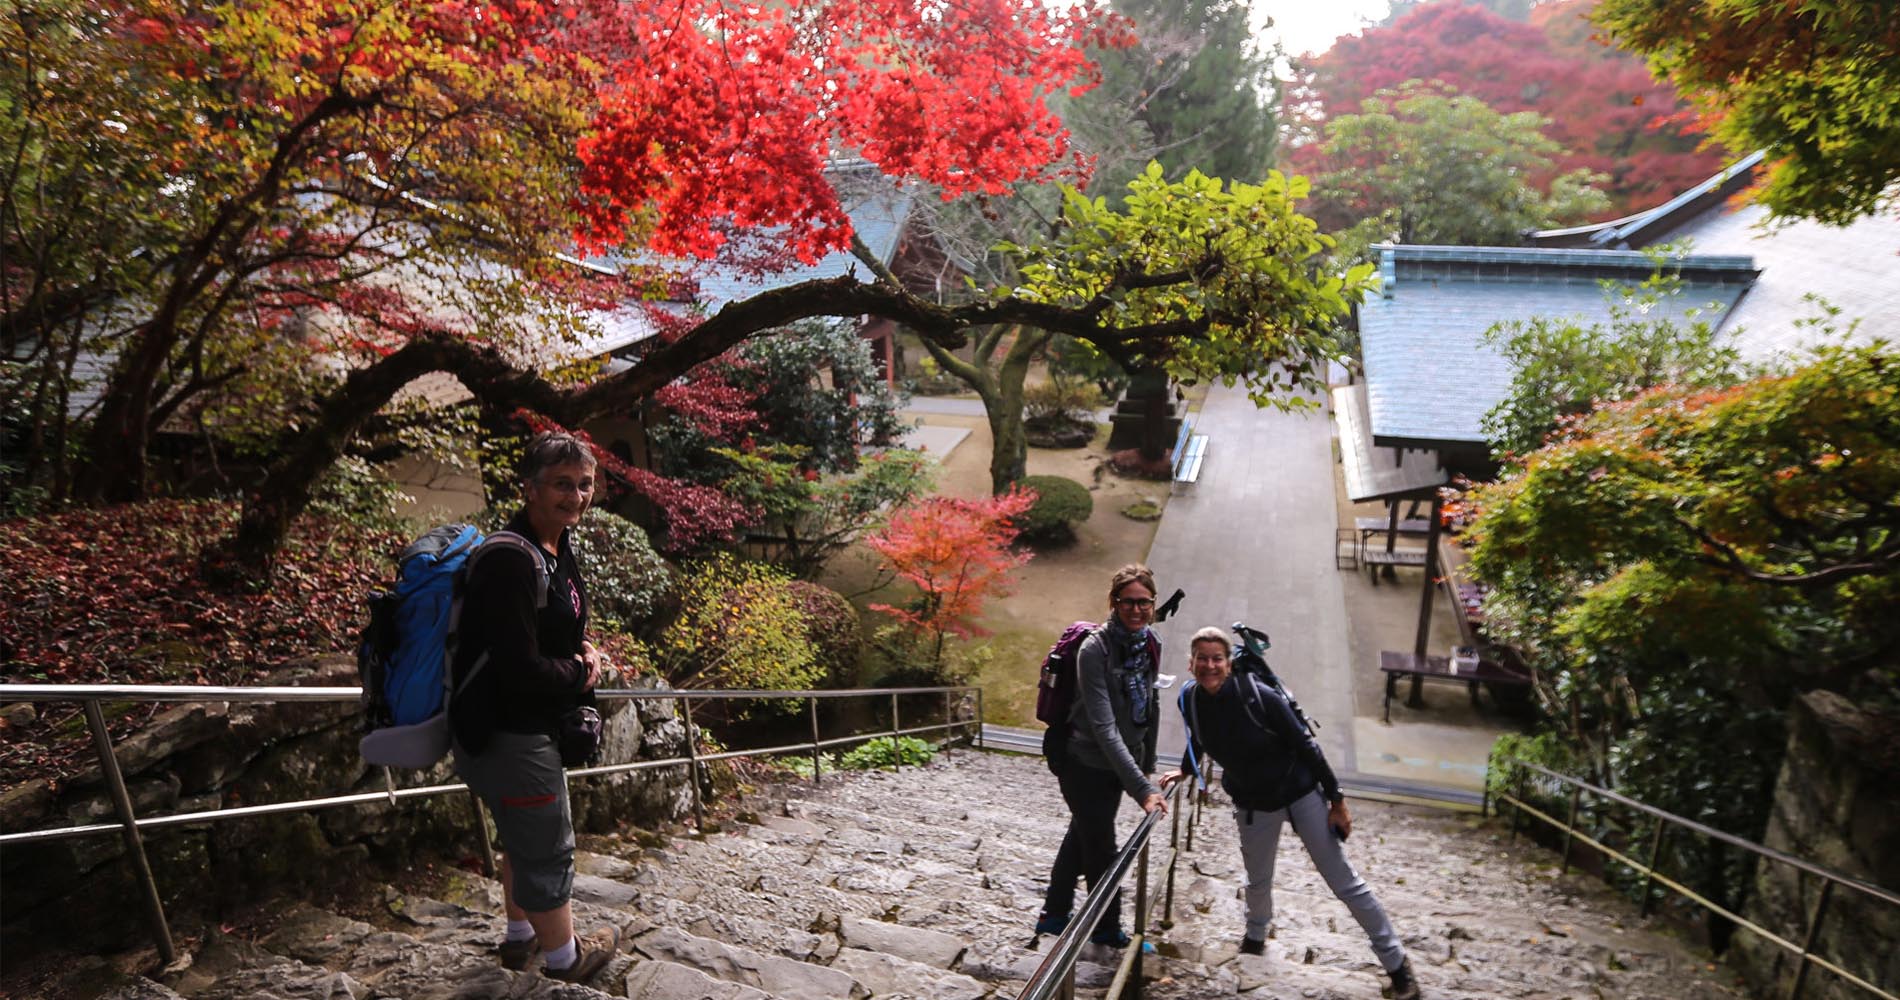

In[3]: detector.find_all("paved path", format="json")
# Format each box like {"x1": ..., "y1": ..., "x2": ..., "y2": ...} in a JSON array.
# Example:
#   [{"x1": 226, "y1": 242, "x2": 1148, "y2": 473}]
[{"x1": 1142, "y1": 384, "x2": 1358, "y2": 779}]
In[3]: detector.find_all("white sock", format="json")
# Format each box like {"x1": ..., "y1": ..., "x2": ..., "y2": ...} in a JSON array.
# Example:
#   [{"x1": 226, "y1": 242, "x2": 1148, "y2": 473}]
[
  {"x1": 545, "y1": 936, "x2": 578, "y2": 969},
  {"x1": 505, "y1": 919, "x2": 535, "y2": 943}
]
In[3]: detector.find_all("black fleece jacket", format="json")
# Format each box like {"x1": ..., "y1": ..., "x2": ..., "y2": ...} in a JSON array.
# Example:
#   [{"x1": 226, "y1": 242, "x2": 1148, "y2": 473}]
[
  {"x1": 1180, "y1": 674, "x2": 1342, "y2": 812},
  {"x1": 448, "y1": 510, "x2": 591, "y2": 754}
]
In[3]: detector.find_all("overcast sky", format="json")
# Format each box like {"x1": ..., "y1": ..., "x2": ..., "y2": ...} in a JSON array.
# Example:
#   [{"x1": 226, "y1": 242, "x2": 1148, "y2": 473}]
[{"x1": 1253, "y1": 0, "x2": 1393, "y2": 58}]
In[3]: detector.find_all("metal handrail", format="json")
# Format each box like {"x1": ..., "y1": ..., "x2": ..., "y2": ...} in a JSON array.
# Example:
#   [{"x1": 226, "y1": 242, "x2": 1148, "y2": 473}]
[
  {"x1": 1493, "y1": 754, "x2": 1899, "y2": 1000},
  {"x1": 1017, "y1": 769, "x2": 1200, "y2": 1000},
  {"x1": 0, "y1": 681, "x2": 981, "y2": 967}
]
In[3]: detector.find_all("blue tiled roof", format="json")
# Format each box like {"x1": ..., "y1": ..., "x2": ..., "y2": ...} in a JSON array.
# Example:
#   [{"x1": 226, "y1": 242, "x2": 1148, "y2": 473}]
[
  {"x1": 1359, "y1": 245, "x2": 1754, "y2": 446},
  {"x1": 692, "y1": 181, "x2": 916, "y2": 312},
  {"x1": 597, "y1": 165, "x2": 918, "y2": 316}
]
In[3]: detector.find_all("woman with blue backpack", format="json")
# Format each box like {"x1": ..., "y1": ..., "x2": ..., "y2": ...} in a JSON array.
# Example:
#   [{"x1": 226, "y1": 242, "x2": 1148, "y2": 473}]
[
  {"x1": 1160, "y1": 626, "x2": 1420, "y2": 1000},
  {"x1": 449, "y1": 432, "x2": 622, "y2": 984},
  {"x1": 1035, "y1": 564, "x2": 1169, "y2": 948}
]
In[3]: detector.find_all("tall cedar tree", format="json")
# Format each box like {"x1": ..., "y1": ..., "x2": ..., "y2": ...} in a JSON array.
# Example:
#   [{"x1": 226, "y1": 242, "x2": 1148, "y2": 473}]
[
  {"x1": 1091, "y1": 0, "x2": 1277, "y2": 194},
  {"x1": 1286, "y1": 0, "x2": 1722, "y2": 215}
]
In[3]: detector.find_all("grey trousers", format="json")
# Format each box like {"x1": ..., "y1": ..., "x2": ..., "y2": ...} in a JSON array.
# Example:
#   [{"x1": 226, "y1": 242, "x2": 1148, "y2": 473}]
[
  {"x1": 1234, "y1": 790, "x2": 1406, "y2": 973},
  {"x1": 454, "y1": 732, "x2": 575, "y2": 913}
]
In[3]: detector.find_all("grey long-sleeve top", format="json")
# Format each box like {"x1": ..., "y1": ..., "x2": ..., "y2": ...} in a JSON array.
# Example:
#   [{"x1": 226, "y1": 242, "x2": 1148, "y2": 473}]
[{"x1": 1065, "y1": 628, "x2": 1161, "y2": 802}]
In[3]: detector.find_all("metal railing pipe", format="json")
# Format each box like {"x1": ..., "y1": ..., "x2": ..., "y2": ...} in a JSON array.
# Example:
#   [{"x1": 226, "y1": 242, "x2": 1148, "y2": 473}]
[
  {"x1": 1016, "y1": 779, "x2": 1181, "y2": 1000},
  {"x1": 1493, "y1": 754, "x2": 1900, "y2": 1000}
]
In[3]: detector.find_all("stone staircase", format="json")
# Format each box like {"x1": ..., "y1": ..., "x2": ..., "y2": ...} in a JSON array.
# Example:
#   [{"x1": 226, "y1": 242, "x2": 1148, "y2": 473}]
[{"x1": 92, "y1": 749, "x2": 1749, "y2": 1000}]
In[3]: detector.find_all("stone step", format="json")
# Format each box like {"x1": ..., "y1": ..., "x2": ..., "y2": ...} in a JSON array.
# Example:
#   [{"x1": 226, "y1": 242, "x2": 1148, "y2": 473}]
[{"x1": 629, "y1": 923, "x2": 869, "y2": 1000}]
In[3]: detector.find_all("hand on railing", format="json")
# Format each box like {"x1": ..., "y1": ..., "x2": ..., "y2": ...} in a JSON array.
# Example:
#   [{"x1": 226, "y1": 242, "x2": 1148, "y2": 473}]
[{"x1": 1140, "y1": 791, "x2": 1167, "y2": 815}]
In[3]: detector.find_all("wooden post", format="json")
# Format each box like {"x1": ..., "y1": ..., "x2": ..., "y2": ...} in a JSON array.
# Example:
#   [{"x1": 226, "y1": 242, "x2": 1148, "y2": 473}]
[{"x1": 1409, "y1": 495, "x2": 1444, "y2": 707}]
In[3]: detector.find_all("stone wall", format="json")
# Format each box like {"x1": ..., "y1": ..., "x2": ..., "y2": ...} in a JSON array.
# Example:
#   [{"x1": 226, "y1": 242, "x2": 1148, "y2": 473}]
[
  {"x1": 1732, "y1": 690, "x2": 1900, "y2": 1000},
  {"x1": 0, "y1": 656, "x2": 693, "y2": 957}
]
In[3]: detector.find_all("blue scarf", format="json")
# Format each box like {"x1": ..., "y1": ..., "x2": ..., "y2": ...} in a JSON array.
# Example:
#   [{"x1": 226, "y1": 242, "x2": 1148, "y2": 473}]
[{"x1": 1105, "y1": 617, "x2": 1154, "y2": 725}]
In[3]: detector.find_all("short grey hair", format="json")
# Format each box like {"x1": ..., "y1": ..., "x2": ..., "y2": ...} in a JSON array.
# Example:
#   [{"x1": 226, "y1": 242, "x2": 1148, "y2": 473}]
[
  {"x1": 519, "y1": 431, "x2": 597, "y2": 484},
  {"x1": 1188, "y1": 626, "x2": 1232, "y2": 654}
]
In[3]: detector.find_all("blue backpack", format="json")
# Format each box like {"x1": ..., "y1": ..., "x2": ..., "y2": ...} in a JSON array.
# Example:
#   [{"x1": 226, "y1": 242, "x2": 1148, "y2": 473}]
[{"x1": 357, "y1": 524, "x2": 548, "y2": 767}]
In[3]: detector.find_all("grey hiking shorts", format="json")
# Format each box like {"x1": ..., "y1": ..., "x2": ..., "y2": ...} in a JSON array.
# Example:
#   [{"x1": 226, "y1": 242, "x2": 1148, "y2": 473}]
[{"x1": 453, "y1": 732, "x2": 575, "y2": 912}]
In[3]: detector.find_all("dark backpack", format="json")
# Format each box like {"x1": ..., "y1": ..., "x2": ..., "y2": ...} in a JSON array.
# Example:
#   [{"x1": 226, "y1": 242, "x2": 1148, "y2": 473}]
[
  {"x1": 1035, "y1": 622, "x2": 1161, "y2": 768},
  {"x1": 1179, "y1": 622, "x2": 1320, "y2": 784}
]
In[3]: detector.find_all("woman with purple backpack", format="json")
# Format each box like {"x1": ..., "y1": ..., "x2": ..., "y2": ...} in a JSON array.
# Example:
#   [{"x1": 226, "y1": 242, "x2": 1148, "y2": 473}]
[{"x1": 1034, "y1": 563, "x2": 1169, "y2": 948}]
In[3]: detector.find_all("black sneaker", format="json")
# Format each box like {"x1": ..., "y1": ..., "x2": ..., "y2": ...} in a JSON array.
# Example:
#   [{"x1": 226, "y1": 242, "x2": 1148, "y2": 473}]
[
  {"x1": 1239, "y1": 936, "x2": 1265, "y2": 956},
  {"x1": 1034, "y1": 911, "x2": 1071, "y2": 936},
  {"x1": 1389, "y1": 957, "x2": 1421, "y2": 1000}
]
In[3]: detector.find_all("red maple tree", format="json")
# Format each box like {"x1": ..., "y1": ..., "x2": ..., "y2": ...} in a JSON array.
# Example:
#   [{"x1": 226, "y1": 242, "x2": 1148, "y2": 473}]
[
  {"x1": 1286, "y1": 0, "x2": 1724, "y2": 215},
  {"x1": 867, "y1": 490, "x2": 1037, "y2": 664}
]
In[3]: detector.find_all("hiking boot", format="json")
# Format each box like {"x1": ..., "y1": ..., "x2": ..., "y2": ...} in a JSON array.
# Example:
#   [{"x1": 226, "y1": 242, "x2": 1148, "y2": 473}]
[
  {"x1": 1388, "y1": 957, "x2": 1421, "y2": 1000},
  {"x1": 1034, "y1": 911, "x2": 1071, "y2": 936},
  {"x1": 497, "y1": 935, "x2": 537, "y2": 971},
  {"x1": 543, "y1": 925, "x2": 620, "y2": 984},
  {"x1": 1238, "y1": 936, "x2": 1265, "y2": 956},
  {"x1": 1089, "y1": 926, "x2": 1131, "y2": 948}
]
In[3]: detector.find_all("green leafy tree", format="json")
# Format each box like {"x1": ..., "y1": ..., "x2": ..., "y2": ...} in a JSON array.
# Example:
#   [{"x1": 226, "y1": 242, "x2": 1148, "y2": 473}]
[
  {"x1": 711, "y1": 446, "x2": 937, "y2": 578},
  {"x1": 1593, "y1": 0, "x2": 1900, "y2": 224},
  {"x1": 650, "y1": 319, "x2": 909, "y2": 480},
  {"x1": 1465, "y1": 345, "x2": 1900, "y2": 931},
  {"x1": 1483, "y1": 270, "x2": 1743, "y2": 466},
  {"x1": 1300, "y1": 81, "x2": 1610, "y2": 262},
  {"x1": 908, "y1": 164, "x2": 1371, "y2": 494}
]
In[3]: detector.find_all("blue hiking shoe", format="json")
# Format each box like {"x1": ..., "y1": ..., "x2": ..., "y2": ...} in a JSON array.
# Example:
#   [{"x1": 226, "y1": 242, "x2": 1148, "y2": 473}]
[{"x1": 1034, "y1": 911, "x2": 1071, "y2": 936}]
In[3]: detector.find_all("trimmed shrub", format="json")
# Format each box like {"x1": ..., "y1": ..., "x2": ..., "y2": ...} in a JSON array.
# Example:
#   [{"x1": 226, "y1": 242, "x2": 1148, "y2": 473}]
[
  {"x1": 1025, "y1": 414, "x2": 1096, "y2": 448},
  {"x1": 570, "y1": 508, "x2": 675, "y2": 636},
  {"x1": 1014, "y1": 475, "x2": 1093, "y2": 544},
  {"x1": 786, "y1": 581, "x2": 862, "y2": 687},
  {"x1": 1023, "y1": 380, "x2": 1102, "y2": 422}
]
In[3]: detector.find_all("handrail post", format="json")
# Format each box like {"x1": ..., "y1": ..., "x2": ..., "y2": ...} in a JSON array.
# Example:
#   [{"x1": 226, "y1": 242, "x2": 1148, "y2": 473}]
[
  {"x1": 1128, "y1": 836, "x2": 1150, "y2": 1000},
  {"x1": 1787, "y1": 878, "x2": 1835, "y2": 1000},
  {"x1": 890, "y1": 692, "x2": 901, "y2": 770},
  {"x1": 84, "y1": 699, "x2": 176, "y2": 967},
  {"x1": 808, "y1": 696, "x2": 822, "y2": 786},
  {"x1": 1559, "y1": 782, "x2": 1583, "y2": 875},
  {"x1": 1639, "y1": 820, "x2": 1668, "y2": 916},
  {"x1": 1161, "y1": 787, "x2": 1183, "y2": 929},
  {"x1": 942, "y1": 689, "x2": 952, "y2": 748},
  {"x1": 683, "y1": 696, "x2": 706, "y2": 835},
  {"x1": 976, "y1": 687, "x2": 986, "y2": 748},
  {"x1": 469, "y1": 791, "x2": 498, "y2": 878},
  {"x1": 1510, "y1": 762, "x2": 1528, "y2": 841}
]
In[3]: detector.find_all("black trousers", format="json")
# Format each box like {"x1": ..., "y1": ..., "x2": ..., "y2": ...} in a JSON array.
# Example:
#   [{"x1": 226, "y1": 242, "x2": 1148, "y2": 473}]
[{"x1": 1043, "y1": 759, "x2": 1126, "y2": 933}]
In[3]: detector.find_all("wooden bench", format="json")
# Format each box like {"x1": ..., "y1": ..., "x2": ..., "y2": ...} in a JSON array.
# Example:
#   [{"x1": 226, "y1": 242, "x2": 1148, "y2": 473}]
[
  {"x1": 1379, "y1": 650, "x2": 1533, "y2": 723},
  {"x1": 1354, "y1": 516, "x2": 1432, "y2": 543},
  {"x1": 1171, "y1": 433, "x2": 1209, "y2": 494},
  {"x1": 1360, "y1": 547, "x2": 1426, "y2": 584}
]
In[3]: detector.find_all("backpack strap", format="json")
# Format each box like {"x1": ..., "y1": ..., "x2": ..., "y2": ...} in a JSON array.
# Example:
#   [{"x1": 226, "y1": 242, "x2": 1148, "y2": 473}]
[
  {"x1": 469, "y1": 530, "x2": 552, "y2": 610},
  {"x1": 443, "y1": 531, "x2": 554, "y2": 710},
  {"x1": 1179, "y1": 683, "x2": 1207, "y2": 791}
]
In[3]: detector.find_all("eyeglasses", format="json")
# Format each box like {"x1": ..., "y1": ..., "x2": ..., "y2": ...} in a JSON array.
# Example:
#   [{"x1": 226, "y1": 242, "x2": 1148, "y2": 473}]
[{"x1": 1114, "y1": 597, "x2": 1155, "y2": 609}]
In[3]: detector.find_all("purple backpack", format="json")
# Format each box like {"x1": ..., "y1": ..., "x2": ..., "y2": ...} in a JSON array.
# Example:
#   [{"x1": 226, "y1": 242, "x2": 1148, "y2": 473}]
[{"x1": 1035, "y1": 622, "x2": 1160, "y2": 768}]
